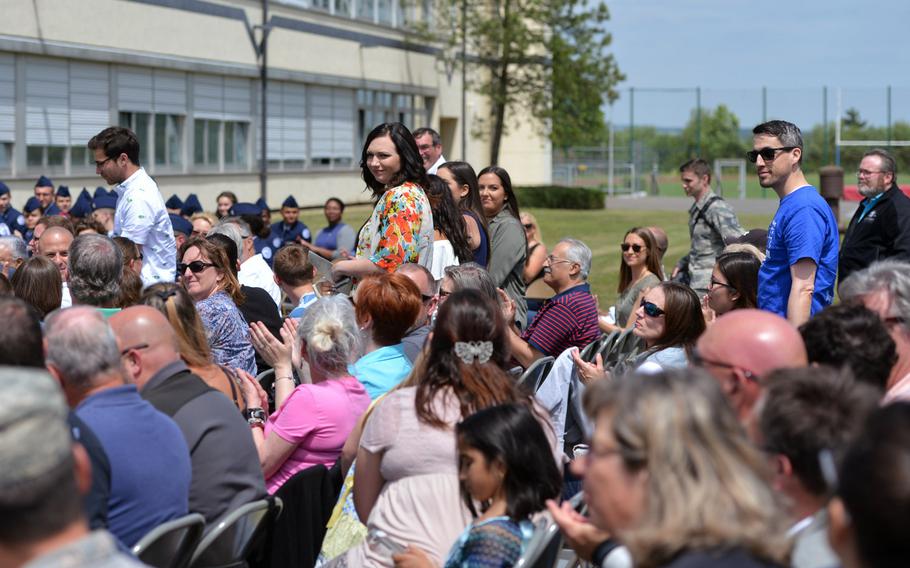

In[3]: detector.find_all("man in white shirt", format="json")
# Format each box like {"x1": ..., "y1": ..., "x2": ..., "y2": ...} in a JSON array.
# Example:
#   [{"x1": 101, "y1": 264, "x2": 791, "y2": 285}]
[
  {"x1": 88, "y1": 127, "x2": 176, "y2": 285},
  {"x1": 413, "y1": 127, "x2": 446, "y2": 175},
  {"x1": 36, "y1": 226, "x2": 74, "y2": 308},
  {"x1": 215, "y1": 210, "x2": 282, "y2": 309}
]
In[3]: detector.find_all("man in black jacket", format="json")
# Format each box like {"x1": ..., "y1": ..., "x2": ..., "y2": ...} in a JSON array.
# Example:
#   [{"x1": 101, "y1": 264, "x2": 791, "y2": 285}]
[{"x1": 839, "y1": 148, "x2": 910, "y2": 284}]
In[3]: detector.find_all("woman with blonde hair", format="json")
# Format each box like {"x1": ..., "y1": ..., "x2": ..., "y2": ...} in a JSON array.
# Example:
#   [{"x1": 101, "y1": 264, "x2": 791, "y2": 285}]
[
  {"x1": 141, "y1": 283, "x2": 246, "y2": 409},
  {"x1": 573, "y1": 369, "x2": 790, "y2": 567},
  {"x1": 190, "y1": 211, "x2": 218, "y2": 238}
]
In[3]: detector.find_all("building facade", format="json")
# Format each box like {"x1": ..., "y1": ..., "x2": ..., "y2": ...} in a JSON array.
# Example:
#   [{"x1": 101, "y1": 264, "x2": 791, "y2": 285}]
[{"x1": 0, "y1": 0, "x2": 552, "y2": 209}]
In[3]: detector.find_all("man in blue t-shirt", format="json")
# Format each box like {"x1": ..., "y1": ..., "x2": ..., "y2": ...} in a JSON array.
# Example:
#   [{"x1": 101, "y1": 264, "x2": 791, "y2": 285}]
[{"x1": 751, "y1": 120, "x2": 839, "y2": 326}]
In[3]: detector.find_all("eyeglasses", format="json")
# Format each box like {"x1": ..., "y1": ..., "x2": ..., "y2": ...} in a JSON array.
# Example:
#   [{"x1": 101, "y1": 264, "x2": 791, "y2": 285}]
[
  {"x1": 620, "y1": 243, "x2": 643, "y2": 253},
  {"x1": 546, "y1": 255, "x2": 577, "y2": 266},
  {"x1": 746, "y1": 146, "x2": 796, "y2": 163},
  {"x1": 639, "y1": 299, "x2": 665, "y2": 318},
  {"x1": 709, "y1": 278, "x2": 736, "y2": 291},
  {"x1": 177, "y1": 260, "x2": 215, "y2": 274},
  {"x1": 857, "y1": 169, "x2": 886, "y2": 178},
  {"x1": 119, "y1": 343, "x2": 150, "y2": 357},
  {"x1": 690, "y1": 346, "x2": 759, "y2": 382},
  {"x1": 94, "y1": 157, "x2": 114, "y2": 168},
  {"x1": 438, "y1": 288, "x2": 453, "y2": 298}
]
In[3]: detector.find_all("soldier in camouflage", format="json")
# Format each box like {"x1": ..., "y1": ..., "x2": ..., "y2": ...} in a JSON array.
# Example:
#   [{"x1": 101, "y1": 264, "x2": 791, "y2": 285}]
[{"x1": 673, "y1": 159, "x2": 745, "y2": 296}]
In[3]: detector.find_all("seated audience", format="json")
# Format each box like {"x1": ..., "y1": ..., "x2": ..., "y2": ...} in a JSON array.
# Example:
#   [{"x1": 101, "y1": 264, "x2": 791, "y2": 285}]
[
  {"x1": 440, "y1": 262, "x2": 501, "y2": 307},
  {"x1": 36, "y1": 225, "x2": 73, "y2": 308},
  {"x1": 44, "y1": 306, "x2": 191, "y2": 547},
  {"x1": 425, "y1": 174, "x2": 472, "y2": 280},
  {"x1": 308, "y1": 197, "x2": 357, "y2": 260},
  {"x1": 704, "y1": 250, "x2": 761, "y2": 321},
  {"x1": 799, "y1": 303, "x2": 897, "y2": 392},
  {"x1": 0, "y1": 368, "x2": 145, "y2": 567},
  {"x1": 141, "y1": 283, "x2": 248, "y2": 408},
  {"x1": 110, "y1": 306, "x2": 266, "y2": 524},
  {"x1": 839, "y1": 260, "x2": 910, "y2": 403},
  {"x1": 348, "y1": 271, "x2": 422, "y2": 399},
  {"x1": 68, "y1": 234, "x2": 122, "y2": 316},
  {"x1": 241, "y1": 296, "x2": 370, "y2": 494},
  {"x1": 216, "y1": 215, "x2": 282, "y2": 308},
  {"x1": 397, "y1": 263, "x2": 438, "y2": 363},
  {"x1": 553, "y1": 369, "x2": 789, "y2": 568},
  {"x1": 273, "y1": 244, "x2": 317, "y2": 319},
  {"x1": 0, "y1": 235, "x2": 26, "y2": 276},
  {"x1": 179, "y1": 236, "x2": 257, "y2": 375},
  {"x1": 829, "y1": 402, "x2": 910, "y2": 568},
  {"x1": 336, "y1": 289, "x2": 549, "y2": 566},
  {"x1": 757, "y1": 366, "x2": 880, "y2": 568},
  {"x1": 12, "y1": 255, "x2": 62, "y2": 318},
  {"x1": 507, "y1": 238, "x2": 599, "y2": 367}
]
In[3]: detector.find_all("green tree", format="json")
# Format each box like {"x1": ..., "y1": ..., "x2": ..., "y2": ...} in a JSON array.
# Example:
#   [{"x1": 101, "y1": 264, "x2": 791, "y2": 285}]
[
  {"x1": 679, "y1": 104, "x2": 746, "y2": 163},
  {"x1": 415, "y1": 0, "x2": 623, "y2": 163}
]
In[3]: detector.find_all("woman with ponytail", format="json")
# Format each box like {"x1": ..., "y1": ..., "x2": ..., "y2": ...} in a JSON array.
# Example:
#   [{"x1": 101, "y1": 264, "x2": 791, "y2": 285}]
[
  {"x1": 332, "y1": 289, "x2": 557, "y2": 567},
  {"x1": 239, "y1": 295, "x2": 371, "y2": 494}
]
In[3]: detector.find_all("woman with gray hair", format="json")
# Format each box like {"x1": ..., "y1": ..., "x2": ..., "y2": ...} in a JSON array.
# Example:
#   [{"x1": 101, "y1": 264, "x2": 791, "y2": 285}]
[{"x1": 240, "y1": 295, "x2": 371, "y2": 494}]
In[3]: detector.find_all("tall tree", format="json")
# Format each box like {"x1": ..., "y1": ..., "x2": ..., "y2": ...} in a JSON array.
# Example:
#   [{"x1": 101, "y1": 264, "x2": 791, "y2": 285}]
[{"x1": 415, "y1": 0, "x2": 623, "y2": 164}]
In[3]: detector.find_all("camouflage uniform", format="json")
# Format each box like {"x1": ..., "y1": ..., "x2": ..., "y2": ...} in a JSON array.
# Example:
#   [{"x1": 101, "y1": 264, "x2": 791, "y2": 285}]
[{"x1": 676, "y1": 191, "x2": 745, "y2": 294}]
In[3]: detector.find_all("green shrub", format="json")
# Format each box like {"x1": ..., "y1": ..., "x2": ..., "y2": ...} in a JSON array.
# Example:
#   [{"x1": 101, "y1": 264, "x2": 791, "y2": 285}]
[{"x1": 515, "y1": 185, "x2": 605, "y2": 210}]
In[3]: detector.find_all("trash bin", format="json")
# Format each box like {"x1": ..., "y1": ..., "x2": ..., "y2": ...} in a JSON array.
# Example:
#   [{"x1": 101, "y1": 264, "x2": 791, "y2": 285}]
[{"x1": 819, "y1": 165, "x2": 844, "y2": 227}]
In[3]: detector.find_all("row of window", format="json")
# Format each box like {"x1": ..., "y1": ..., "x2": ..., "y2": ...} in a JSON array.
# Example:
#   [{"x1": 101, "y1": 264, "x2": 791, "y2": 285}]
[
  {"x1": 0, "y1": 54, "x2": 433, "y2": 177},
  {"x1": 277, "y1": 0, "x2": 433, "y2": 29}
]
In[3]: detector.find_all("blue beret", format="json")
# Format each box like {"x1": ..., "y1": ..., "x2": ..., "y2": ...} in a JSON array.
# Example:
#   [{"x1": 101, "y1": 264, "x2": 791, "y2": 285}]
[
  {"x1": 181, "y1": 193, "x2": 203, "y2": 216},
  {"x1": 231, "y1": 202, "x2": 261, "y2": 217},
  {"x1": 69, "y1": 191, "x2": 93, "y2": 218},
  {"x1": 165, "y1": 194, "x2": 184, "y2": 210},
  {"x1": 169, "y1": 213, "x2": 193, "y2": 236},
  {"x1": 23, "y1": 197, "x2": 42, "y2": 213},
  {"x1": 56, "y1": 185, "x2": 70, "y2": 198},
  {"x1": 93, "y1": 193, "x2": 117, "y2": 210},
  {"x1": 256, "y1": 198, "x2": 269, "y2": 212},
  {"x1": 35, "y1": 176, "x2": 53, "y2": 189},
  {"x1": 0, "y1": 182, "x2": 8, "y2": 196},
  {"x1": 281, "y1": 195, "x2": 299, "y2": 209}
]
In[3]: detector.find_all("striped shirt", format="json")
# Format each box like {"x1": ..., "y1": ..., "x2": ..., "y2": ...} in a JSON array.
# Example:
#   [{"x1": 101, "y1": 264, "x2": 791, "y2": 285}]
[{"x1": 522, "y1": 282, "x2": 599, "y2": 357}]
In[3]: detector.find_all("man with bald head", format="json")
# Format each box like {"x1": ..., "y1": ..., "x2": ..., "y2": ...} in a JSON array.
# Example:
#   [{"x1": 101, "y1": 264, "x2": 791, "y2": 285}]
[
  {"x1": 694, "y1": 309, "x2": 808, "y2": 424},
  {"x1": 37, "y1": 225, "x2": 74, "y2": 308},
  {"x1": 109, "y1": 306, "x2": 265, "y2": 525}
]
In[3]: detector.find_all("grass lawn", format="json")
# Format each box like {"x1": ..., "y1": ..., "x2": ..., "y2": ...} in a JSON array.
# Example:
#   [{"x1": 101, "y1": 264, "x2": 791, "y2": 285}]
[{"x1": 296, "y1": 204, "x2": 773, "y2": 304}]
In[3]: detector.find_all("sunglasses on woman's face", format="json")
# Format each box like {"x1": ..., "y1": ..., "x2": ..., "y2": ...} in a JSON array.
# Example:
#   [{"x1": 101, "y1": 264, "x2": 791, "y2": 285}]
[
  {"x1": 177, "y1": 260, "x2": 215, "y2": 274},
  {"x1": 640, "y1": 299, "x2": 665, "y2": 318},
  {"x1": 620, "y1": 243, "x2": 644, "y2": 253}
]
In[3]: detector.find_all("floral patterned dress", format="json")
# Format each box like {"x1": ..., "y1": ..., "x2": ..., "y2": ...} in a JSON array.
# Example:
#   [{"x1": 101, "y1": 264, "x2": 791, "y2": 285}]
[{"x1": 356, "y1": 182, "x2": 434, "y2": 272}]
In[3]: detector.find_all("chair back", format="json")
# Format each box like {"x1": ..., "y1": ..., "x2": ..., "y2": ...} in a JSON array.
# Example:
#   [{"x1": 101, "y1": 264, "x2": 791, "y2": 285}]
[
  {"x1": 132, "y1": 513, "x2": 206, "y2": 568},
  {"x1": 518, "y1": 356, "x2": 555, "y2": 392},
  {"x1": 190, "y1": 498, "x2": 283, "y2": 568},
  {"x1": 514, "y1": 514, "x2": 563, "y2": 568}
]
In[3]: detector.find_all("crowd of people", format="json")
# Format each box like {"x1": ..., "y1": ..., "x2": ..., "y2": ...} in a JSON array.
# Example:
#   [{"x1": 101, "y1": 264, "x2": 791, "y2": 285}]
[{"x1": 2, "y1": 118, "x2": 910, "y2": 568}]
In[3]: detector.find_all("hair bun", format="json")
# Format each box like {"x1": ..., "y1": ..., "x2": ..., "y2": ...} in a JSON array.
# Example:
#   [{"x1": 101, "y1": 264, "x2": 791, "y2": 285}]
[{"x1": 310, "y1": 319, "x2": 342, "y2": 352}]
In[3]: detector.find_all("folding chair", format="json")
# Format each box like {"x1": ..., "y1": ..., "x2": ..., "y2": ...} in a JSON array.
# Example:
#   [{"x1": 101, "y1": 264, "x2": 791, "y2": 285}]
[
  {"x1": 190, "y1": 497, "x2": 283, "y2": 568},
  {"x1": 132, "y1": 513, "x2": 205, "y2": 568}
]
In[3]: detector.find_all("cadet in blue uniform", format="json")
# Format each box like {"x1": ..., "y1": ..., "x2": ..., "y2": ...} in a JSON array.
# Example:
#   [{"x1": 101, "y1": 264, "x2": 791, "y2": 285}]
[
  {"x1": 69, "y1": 189, "x2": 94, "y2": 219},
  {"x1": 232, "y1": 202, "x2": 276, "y2": 266},
  {"x1": 165, "y1": 194, "x2": 184, "y2": 215},
  {"x1": 0, "y1": 183, "x2": 26, "y2": 236},
  {"x1": 269, "y1": 195, "x2": 312, "y2": 251},
  {"x1": 55, "y1": 186, "x2": 72, "y2": 216},
  {"x1": 34, "y1": 176, "x2": 61, "y2": 216},
  {"x1": 181, "y1": 193, "x2": 203, "y2": 218}
]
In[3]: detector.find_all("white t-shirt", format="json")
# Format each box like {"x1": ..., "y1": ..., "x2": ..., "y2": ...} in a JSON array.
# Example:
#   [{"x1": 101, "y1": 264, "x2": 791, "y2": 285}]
[
  {"x1": 113, "y1": 168, "x2": 177, "y2": 285},
  {"x1": 239, "y1": 253, "x2": 282, "y2": 312},
  {"x1": 427, "y1": 154, "x2": 447, "y2": 175}
]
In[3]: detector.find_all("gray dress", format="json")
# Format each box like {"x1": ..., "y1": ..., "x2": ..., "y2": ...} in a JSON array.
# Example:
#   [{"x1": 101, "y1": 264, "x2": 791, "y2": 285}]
[
  {"x1": 487, "y1": 208, "x2": 528, "y2": 328},
  {"x1": 614, "y1": 273, "x2": 661, "y2": 328}
]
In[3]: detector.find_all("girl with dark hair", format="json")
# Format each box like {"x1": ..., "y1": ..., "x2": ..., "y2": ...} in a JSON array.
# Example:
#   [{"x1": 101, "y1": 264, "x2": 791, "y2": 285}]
[
  {"x1": 477, "y1": 166, "x2": 528, "y2": 328},
  {"x1": 425, "y1": 175, "x2": 473, "y2": 280},
  {"x1": 337, "y1": 289, "x2": 554, "y2": 566},
  {"x1": 334, "y1": 122, "x2": 434, "y2": 278},
  {"x1": 706, "y1": 251, "x2": 761, "y2": 317},
  {"x1": 11, "y1": 255, "x2": 61, "y2": 318},
  {"x1": 393, "y1": 404, "x2": 562, "y2": 567},
  {"x1": 436, "y1": 161, "x2": 490, "y2": 267},
  {"x1": 602, "y1": 227, "x2": 664, "y2": 333}
]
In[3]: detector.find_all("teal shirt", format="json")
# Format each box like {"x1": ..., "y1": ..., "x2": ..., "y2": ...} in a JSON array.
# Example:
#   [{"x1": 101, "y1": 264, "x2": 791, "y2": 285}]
[{"x1": 348, "y1": 344, "x2": 412, "y2": 400}]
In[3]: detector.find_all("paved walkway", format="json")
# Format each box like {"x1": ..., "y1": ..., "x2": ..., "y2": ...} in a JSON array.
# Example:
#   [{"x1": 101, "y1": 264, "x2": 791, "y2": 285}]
[{"x1": 605, "y1": 195, "x2": 859, "y2": 224}]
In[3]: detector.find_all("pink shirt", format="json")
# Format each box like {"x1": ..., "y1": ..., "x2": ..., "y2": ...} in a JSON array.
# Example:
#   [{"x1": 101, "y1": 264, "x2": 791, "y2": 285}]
[{"x1": 265, "y1": 376, "x2": 371, "y2": 494}]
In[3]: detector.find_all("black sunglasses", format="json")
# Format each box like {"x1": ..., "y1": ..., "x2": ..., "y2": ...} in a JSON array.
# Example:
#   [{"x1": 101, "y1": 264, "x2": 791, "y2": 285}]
[
  {"x1": 177, "y1": 260, "x2": 215, "y2": 274},
  {"x1": 710, "y1": 278, "x2": 736, "y2": 291},
  {"x1": 640, "y1": 299, "x2": 665, "y2": 317},
  {"x1": 620, "y1": 243, "x2": 644, "y2": 253},
  {"x1": 746, "y1": 146, "x2": 796, "y2": 163}
]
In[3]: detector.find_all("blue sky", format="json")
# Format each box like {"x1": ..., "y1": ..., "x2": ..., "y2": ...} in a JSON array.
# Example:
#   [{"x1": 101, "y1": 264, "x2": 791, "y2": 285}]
[{"x1": 604, "y1": 0, "x2": 910, "y2": 129}]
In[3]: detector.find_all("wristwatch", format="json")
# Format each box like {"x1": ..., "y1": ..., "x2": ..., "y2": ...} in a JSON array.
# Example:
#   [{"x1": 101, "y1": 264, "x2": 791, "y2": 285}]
[{"x1": 244, "y1": 407, "x2": 266, "y2": 426}]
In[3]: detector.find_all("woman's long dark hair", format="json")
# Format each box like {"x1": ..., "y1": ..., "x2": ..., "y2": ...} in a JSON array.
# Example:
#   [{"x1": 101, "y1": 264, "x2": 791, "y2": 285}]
[
  {"x1": 618, "y1": 227, "x2": 664, "y2": 293},
  {"x1": 715, "y1": 251, "x2": 761, "y2": 310},
  {"x1": 650, "y1": 281, "x2": 705, "y2": 354},
  {"x1": 414, "y1": 289, "x2": 529, "y2": 429},
  {"x1": 477, "y1": 165, "x2": 521, "y2": 222},
  {"x1": 360, "y1": 122, "x2": 429, "y2": 199},
  {"x1": 426, "y1": 175, "x2": 473, "y2": 263},
  {"x1": 456, "y1": 403, "x2": 561, "y2": 520},
  {"x1": 439, "y1": 161, "x2": 491, "y2": 262}
]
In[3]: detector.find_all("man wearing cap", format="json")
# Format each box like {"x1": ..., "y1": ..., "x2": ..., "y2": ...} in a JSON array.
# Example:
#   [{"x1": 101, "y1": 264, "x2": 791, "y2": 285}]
[
  {"x1": 0, "y1": 367, "x2": 146, "y2": 567},
  {"x1": 170, "y1": 213, "x2": 193, "y2": 251},
  {"x1": 270, "y1": 195, "x2": 311, "y2": 250},
  {"x1": 0, "y1": 182, "x2": 25, "y2": 237},
  {"x1": 91, "y1": 191, "x2": 117, "y2": 235},
  {"x1": 68, "y1": 188, "x2": 94, "y2": 220},
  {"x1": 181, "y1": 193, "x2": 203, "y2": 218},
  {"x1": 165, "y1": 194, "x2": 184, "y2": 215},
  {"x1": 45, "y1": 306, "x2": 191, "y2": 548},
  {"x1": 55, "y1": 186, "x2": 72, "y2": 215},
  {"x1": 34, "y1": 175, "x2": 62, "y2": 216},
  {"x1": 88, "y1": 126, "x2": 177, "y2": 285},
  {"x1": 672, "y1": 158, "x2": 745, "y2": 296}
]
